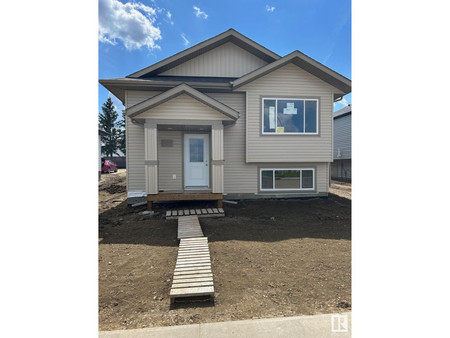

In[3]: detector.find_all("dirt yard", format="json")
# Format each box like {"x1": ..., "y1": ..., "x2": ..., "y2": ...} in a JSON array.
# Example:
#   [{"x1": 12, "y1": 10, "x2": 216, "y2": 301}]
[
  {"x1": 329, "y1": 180, "x2": 352, "y2": 200},
  {"x1": 99, "y1": 171, "x2": 351, "y2": 331}
]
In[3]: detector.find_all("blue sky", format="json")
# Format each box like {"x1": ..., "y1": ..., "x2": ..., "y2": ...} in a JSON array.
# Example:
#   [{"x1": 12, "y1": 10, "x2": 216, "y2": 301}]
[{"x1": 99, "y1": 0, "x2": 351, "y2": 117}]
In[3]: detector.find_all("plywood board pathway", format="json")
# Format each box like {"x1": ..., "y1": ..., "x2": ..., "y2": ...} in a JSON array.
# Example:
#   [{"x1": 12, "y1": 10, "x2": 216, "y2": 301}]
[{"x1": 170, "y1": 216, "x2": 215, "y2": 303}]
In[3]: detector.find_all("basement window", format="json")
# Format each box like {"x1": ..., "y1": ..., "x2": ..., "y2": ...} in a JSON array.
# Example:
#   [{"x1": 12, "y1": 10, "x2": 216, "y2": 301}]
[
  {"x1": 260, "y1": 168, "x2": 315, "y2": 191},
  {"x1": 262, "y1": 98, "x2": 318, "y2": 134}
]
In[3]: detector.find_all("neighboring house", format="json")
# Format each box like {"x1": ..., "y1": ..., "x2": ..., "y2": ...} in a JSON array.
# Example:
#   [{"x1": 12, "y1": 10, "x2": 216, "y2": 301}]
[
  {"x1": 99, "y1": 29, "x2": 351, "y2": 208},
  {"x1": 331, "y1": 105, "x2": 351, "y2": 181},
  {"x1": 98, "y1": 129, "x2": 109, "y2": 180}
]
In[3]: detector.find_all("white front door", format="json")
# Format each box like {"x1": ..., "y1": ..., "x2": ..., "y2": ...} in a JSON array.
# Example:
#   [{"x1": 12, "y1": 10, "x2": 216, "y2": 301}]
[{"x1": 184, "y1": 134, "x2": 209, "y2": 188}]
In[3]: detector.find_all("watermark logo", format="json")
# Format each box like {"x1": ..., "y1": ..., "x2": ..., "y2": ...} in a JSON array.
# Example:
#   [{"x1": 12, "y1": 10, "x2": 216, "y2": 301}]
[{"x1": 331, "y1": 314, "x2": 348, "y2": 332}]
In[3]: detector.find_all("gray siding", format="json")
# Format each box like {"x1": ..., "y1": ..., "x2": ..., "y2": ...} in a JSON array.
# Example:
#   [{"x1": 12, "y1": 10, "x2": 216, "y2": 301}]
[
  {"x1": 160, "y1": 42, "x2": 268, "y2": 77},
  {"x1": 125, "y1": 116, "x2": 145, "y2": 193},
  {"x1": 208, "y1": 93, "x2": 258, "y2": 193},
  {"x1": 241, "y1": 63, "x2": 337, "y2": 163},
  {"x1": 333, "y1": 113, "x2": 351, "y2": 160},
  {"x1": 331, "y1": 159, "x2": 351, "y2": 180},
  {"x1": 209, "y1": 93, "x2": 329, "y2": 194},
  {"x1": 125, "y1": 90, "x2": 161, "y2": 194},
  {"x1": 125, "y1": 87, "x2": 331, "y2": 196},
  {"x1": 127, "y1": 90, "x2": 162, "y2": 107},
  {"x1": 137, "y1": 94, "x2": 232, "y2": 121},
  {"x1": 158, "y1": 131, "x2": 183, "y2": 190}
]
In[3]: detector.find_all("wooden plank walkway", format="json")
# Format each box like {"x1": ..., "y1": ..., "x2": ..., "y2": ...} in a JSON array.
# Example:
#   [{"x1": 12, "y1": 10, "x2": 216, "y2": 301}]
[
  {"x1": 170, "y1": 236, "x2": 214, "y2": 303},
  {"x1": 166, "y1": 208, "x2": 225, "y2": 220},
  {"x1": 177, "y1": 215, "x2": 204, "y2": 240}
]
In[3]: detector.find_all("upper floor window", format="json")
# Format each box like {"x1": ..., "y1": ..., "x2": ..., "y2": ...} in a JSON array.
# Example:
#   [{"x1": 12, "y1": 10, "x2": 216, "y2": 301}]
[{"x1": 262, "y1": 98, "x2": 318, "y2": 134}]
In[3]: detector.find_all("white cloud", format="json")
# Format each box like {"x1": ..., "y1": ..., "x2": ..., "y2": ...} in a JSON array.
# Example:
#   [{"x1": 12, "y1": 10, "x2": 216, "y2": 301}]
[
  {"x1": 166, "y1": 11, "x2": 174, "y2": 25},
  {"x1": 99, "y1": 0, "x2": 162, "y2": 50},
  {"x1": 334, "y1": 97, "x2": 349, "y2": 110},
  {"x1": 266, "y1": 5, "x2": 275, "y2": 12},
  {"x1": 181, "y1": 33, "x2": 190, "y2": 46},
  {"x1": 193, "y1": 6, "x2": 208, "y2": 19}
]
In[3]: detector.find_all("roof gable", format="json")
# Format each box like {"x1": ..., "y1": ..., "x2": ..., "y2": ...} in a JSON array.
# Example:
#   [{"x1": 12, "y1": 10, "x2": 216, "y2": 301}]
[
  {"x1": 232, "y1": 51, "x2": 351, "y2": 95},
  {"x1": 127, "y1": 29, "x2": 280, "y2": 78},
  {"x1": 126, "y1": 84, "x2": 239, "y2": 121},
  {"x1": 159, "y1": 42, "x2": 268, "y2": 78}
]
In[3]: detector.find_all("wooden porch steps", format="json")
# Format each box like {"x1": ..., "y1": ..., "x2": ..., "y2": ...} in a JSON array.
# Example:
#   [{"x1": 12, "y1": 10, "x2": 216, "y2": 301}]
[
  {"x1": 170, "y1": 236, "x2": 214, "y2": 303},
  {"x1": 147, "y1": 192, "x2": 222, "y2": 211},
  {"x1": 166, "y1": 208, "x2": 225, "y2": 220}
]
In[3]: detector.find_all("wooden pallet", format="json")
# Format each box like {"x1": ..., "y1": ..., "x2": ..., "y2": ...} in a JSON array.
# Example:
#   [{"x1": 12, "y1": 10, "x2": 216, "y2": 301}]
[
  {"x1": 170, "y1": 237, "x2": 214, "y2": 303},
  {"x1": 166, "y1": 208, "x2": 225, "y2": 220},
  {"x1": 177, "y1": 215, "x2": 204, "y2": 239}
]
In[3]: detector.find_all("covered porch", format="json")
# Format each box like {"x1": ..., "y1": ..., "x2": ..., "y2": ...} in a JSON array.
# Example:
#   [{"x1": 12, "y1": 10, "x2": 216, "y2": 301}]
[{"x1": 125, "y1": 84, "x2": 239, "y2": 210}]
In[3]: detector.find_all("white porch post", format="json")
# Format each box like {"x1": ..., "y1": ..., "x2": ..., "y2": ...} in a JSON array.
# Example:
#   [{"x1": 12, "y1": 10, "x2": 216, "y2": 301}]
[
  {"x1": 211, "y1": 122, "x2": 224, "y2": 193},
  {"x1": 144, "y1": 121, "x2": 158, "y2": 194}
]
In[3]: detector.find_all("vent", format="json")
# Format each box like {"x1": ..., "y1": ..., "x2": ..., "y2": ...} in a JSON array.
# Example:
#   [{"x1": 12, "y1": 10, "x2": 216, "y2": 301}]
[{"x1": 161, "y1": 139, "x2": 173, "y2": 147}]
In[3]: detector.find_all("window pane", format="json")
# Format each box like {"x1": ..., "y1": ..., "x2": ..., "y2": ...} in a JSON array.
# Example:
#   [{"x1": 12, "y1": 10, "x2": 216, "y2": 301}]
[
  {"x1": 305, "y1": 101, "x2": 317, "y2": 133},
  {"x1": 275, "y1": 170, "x2": 300, "y2": 189},
  {"x1": 302, "y1": 170, "x2": 314, "y2": 189},
  {"x1": 189, "y1": 139, "x2": 204, "y2": 162},
  {"x1": 263, "y1": 100, "x2": 276, "y2": 133},
  {"x1": 261, "y1": 170, "x2": 273, "y2": 189},
  {"x1": 276, "y1": 100, "x2": 304, "y2": 133}
]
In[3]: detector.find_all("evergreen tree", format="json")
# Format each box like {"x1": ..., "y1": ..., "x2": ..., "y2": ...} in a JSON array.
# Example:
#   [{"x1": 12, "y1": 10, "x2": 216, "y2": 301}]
[
  {"x1": 117, "y1": 112, "x2": 126, "y2": 155},
  {"x1": 99, "y1": 97, "x2": 119, "y2": 157}
]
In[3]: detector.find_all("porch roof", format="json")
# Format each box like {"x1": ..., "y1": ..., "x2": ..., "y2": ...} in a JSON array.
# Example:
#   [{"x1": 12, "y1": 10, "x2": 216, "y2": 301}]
[{"x1": 126, "y1": 83, "x2": 240, "y2": 121}]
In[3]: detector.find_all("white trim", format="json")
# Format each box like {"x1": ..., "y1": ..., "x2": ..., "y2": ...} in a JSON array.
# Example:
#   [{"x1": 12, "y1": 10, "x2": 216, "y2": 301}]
[
  {"x1": 259, "y1": 168, "x2": 315, "y2": 191},
  {"x1": 184, "y1": 134, "x2": 210, "y2": 188},
  {"x1": 261, "y1": 98, "x2": 319, "y2": 135}
]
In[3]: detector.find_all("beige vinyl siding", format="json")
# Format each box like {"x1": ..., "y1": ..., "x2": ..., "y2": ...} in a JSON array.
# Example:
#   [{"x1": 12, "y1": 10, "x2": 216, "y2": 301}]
[
  {"x1": 160, "y1": 42, "x2": 268, "y2": 77},
  {"x1": 125, "y1": 90, "x2": 161, "y2": 194},
  {"x1": 126, "y1": 116, "x2": 145, "y2": 193},
  {"x1": 137, "y1": 94, "x2": 233, "y2": 120},
  {"x1": 209, "y1": 93, "x2": 329, "y2": 194},
  {"x1": 127, "y1": 90, "x2": 162, "y2": 107},
  {"x1": 211, "y1": 126, "x2": 224, "y2": 193},
  {"x1": 258, "y1": 163, "x2": 329, "y2": 193},
  {"x1": 157, "y1": 131, "x2": 183, "y2": 190},
  {"x1": 316, "y1": 163, "x2": 329, "y2": 192},
  {"x1": 125, "y1": 88, "x2": 331, "y2": 196},
  {"x1": 241, "y1": 63, "x2": 337, "y2": 163},
  {"x1": 208, "y1": 93, "x2": 258, "y2": 194}
]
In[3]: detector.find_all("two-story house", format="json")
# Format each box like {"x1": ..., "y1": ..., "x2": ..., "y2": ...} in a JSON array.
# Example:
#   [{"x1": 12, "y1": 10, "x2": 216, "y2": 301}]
[{"x1": 99, "y1": 29, "x2": 351, "y2": 209}]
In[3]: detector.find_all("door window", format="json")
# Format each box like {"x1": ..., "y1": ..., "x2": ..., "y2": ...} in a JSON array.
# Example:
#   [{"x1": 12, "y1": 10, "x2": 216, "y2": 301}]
[{"x1": 189, "y1": 139, "x2": 204, "y2": 162}]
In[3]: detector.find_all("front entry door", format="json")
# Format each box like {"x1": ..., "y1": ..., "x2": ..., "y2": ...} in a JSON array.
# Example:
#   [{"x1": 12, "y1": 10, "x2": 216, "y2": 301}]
[{"x1": 184, "y1": 134, "x2": 209, "y2": 188}]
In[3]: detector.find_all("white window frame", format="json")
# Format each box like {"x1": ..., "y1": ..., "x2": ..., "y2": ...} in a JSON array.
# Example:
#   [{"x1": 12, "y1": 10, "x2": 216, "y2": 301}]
[
  {"x1": 261, "y1": 98, "x2": 319, "y2": 135},
  {"x1": 260, "y1": 168, "x2": 315, "y2": 191}
]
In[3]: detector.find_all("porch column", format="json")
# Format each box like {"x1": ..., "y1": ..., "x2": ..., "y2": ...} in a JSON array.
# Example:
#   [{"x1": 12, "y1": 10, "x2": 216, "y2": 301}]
[
  {"x1": 211, "y1": 122, "x2": 224, "y2": 194},
  {"x1": 144, "y1": 121, "x2": 158, "y2": 195}
]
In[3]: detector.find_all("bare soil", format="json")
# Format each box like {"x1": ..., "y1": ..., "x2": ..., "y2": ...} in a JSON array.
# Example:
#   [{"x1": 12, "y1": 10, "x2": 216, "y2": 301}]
[
  {"x1": 99, "y1": 171, "x2": 351, "y2": 330},
  {"x1": 329, "y1": 180, "x2": 352, "y2": 200}
]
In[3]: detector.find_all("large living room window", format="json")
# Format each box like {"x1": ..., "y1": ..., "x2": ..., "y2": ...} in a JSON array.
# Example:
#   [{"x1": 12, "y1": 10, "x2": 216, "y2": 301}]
[
  {"x1": 262, "y1": 98, "x2": 318, "y2": 134},
  {"x1": 260, "y1": 168, "x2": 315, "y2": 191}
]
